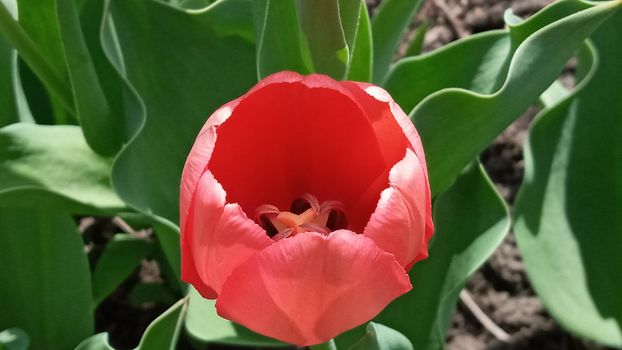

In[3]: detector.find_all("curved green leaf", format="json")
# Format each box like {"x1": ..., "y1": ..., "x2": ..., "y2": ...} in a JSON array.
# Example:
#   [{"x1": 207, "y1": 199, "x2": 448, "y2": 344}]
[
  {"x1": 0, "y1": 4, "x2": 17, "y2": 127},
  {"x1": 11, "y1": 0, "x2": 74, "y2": 121},
  {"x1": 0, "y1": 123, "x2": 124, "y2": 213},
  {"x1": 346, "y1": 2, "x2": 372, "y2": 82},
  {"x1": 0, "y1": 209, "x2": 93, "y2": 350},
  {"x1": 92, "y1": 233, "x2": 154, "y2": 305},
  {"x1": 107, "y1": 0, "x2": 257, "y2": 223},
  {"x1": 56, "y1": 0, "x2": 124, "y2": 155},
  {"x1": 136, "y1": 298, "x2": 187, "y2": 350},
  {"x1": 370, "y1": 0, "x2": 423, "y2": 83},
  {"x1": 74, "y1": 333, "x2": 114, "y2": 350},
  {"x1": 383, "y1": 0, "x2": 621, "y2": 195},
  {"x1": 184, "y1": 287, "x2": 285, "y2": 347},
  {"x1": 298, "y1": 0, "x2": 348, "y2": 79},
  {"x1": 350, "y1": 323, "x2": 413, "y2": 350},
  {"x1": 255, "y1": 0, "x2": 311, "y2": 78},
  {"x1": 76, "y1": 299, "x2": 187, "y2": 350},
  {"x1": 514, "y1": 11, "x2": 622, "y2": 347}
]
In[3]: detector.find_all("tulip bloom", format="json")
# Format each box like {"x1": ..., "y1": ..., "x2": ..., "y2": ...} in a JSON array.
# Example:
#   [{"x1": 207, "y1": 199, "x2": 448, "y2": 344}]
[{"x1": 180, "y1": 72, "x2": 434, "y2": 345}]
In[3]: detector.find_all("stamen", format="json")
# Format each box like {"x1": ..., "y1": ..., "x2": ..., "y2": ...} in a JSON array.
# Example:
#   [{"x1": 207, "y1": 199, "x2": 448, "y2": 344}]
[
  {"x1": 290, "y1": 193, "x2": 320, "y2": 214},
  {"x1": 299, "y1": 223, "x2": 330, "y2": 235},
  {"x1": 272, "y1": 228, "x2": 293, "y2": 242},
  {"x1": 255, "y1": 194, "x2": 348, "y2": 240}
]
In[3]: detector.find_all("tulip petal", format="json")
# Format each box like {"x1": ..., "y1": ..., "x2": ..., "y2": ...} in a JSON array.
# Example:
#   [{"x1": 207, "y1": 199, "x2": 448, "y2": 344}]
[
  {"x1": 344, "y1": 82, "x2": 434, "y2": 253},
  {"x1": 216, "y1": 230, "x2": 412, "y2": 346},
  {"x1": 364, "y1": 149, "x2": 429, "y2": 269},
  {"x1": 180, "y1": 99, "x2": 239, "y2": 234},
  {"x1": 184, "y1": 171, "x2": 274, "y2": 294},
  {"x1": 208, "y1": 74, "x2": 397, "y2": 231}
]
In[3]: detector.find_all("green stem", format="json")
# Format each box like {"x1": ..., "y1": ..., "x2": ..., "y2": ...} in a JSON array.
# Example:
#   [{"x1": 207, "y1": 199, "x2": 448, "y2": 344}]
[
  {"x1": 0, "y1": 3, "x2": 75, "y2": 115},
  {"x1": 310, "y1": 339, "x2": 337, "y2": 350}
]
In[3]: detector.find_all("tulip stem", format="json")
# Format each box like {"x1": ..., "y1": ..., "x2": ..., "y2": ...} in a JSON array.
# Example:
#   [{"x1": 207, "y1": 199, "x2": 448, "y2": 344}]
[{"x1": 310, "y1": 339, "x2": 336, "y2": 350}]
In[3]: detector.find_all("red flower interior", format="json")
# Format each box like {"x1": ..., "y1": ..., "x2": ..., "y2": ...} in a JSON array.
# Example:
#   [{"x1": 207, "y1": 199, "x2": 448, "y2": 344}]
[{"x1": 208, "y1": 79, "x2": 409, "y2": 233}]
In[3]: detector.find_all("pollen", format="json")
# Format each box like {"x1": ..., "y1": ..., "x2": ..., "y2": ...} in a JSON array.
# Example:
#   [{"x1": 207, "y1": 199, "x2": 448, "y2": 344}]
[{"x1": 255, "y1": 193, "x2": 348, "y2": 241}]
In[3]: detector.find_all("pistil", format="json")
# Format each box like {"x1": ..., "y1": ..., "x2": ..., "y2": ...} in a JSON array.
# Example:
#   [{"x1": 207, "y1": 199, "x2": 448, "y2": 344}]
[{"x1": 255, "y1": 194, "x2": 348, "y2": 241}]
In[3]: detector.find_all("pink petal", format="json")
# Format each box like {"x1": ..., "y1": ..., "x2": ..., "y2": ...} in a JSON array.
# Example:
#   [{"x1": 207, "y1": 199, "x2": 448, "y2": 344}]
[
  {"x1": 208, "y1": 74, "x2": 396, "y2": 231},
  {"x1": 216, "y1": 230, "x2": 412, "y2": 346},
  {"x1": 364, "y1": 149, "x2": 429, "y2": 269},
  {"x1": 344, "y1": 82, "x2": 434, "y2": 256},
  {"x1": 184, "y1": 171, "x2": 273, "y2": 294},
  {"x1": 180, "y1": 99, "x2": 239, "y2": 234}
]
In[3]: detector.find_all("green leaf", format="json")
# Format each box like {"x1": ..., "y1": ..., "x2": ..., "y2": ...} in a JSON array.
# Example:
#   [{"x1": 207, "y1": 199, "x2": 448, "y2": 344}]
[
  {"x1": 151, "y1": 218, "x2": 181, "y2": 280},
  {"x1": 0, "y1": 1, "x2": 74, "y2": 121},
  {"x1": 371, "y1": 0, "x2": 423, "y2": 83},
  {"x1": 55, "y1": 0, "x2": 124, "y2": 155},
  {"x1": 384, "y1": 30, "x2": 510, "y2": 113},
  {"x1": 136, "y1": 298, "x2": 187, "y2": 350},
  {"x1": 256, "y1": 0, "x2": 311, "y2": 78},
  {"x1": 349, "y1": 323, "x2": 413, "y2": 350},
  {"x1": 0, "y1": 123, "x2": 125, "y2": 214},
  {"x1": 338, "y1": 164, "x2": 509, "y2": 350},
  {"x1": 404, "y1": 21, "x2": 428, "y2": 57},
  {"x1": 0, "y1": 208, "x2": 93, "y2": 350},
  {"x1": 92, "y1": 233, "x2": 154, "y2": 305},
  {"x1": 107, "y1": 0, "x2": 257, "y2": 223},
  {"x1": 0, "y1": 328, "x2": 29, "y2": 350},
  {"x1": 184, "y1": 287, "x2": 285, "y2": 347},
  {"x1": 12, "y1": 0, "x2": 74, "y2": 121},
  {"x1": 75, "y1": 299, "x2": 188, "y2": 350},
  {"x1": 514, "y1": 12, "x2": 622, "y2": 347},
  {"x1": 385, "y1": 0, "x2": 621, "y2": 195},
  {"x1": 298, "y1": 0, "x2": 349, "y2": 79},
  {"x1": 0, "y1": 2, "x2": 17, "y2": 127},
  {"x1": 346, "y1": 2, "x2": 372, "y2": 82},
  {"x1": 74, "y1": 333, "x2": 114, "y2": 350}
]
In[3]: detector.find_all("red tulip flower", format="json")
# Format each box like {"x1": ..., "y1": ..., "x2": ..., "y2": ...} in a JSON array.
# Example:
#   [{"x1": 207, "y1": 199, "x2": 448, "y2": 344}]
[{"x1": 180, "y1": 72, "x2": 434, "y2": 346}]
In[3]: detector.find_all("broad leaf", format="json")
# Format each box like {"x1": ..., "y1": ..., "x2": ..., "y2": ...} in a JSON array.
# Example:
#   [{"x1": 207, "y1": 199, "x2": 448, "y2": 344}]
[
  {"x1": 92, "y1": 233, "x2": 154, "y2": 305},
  {"x1": 383, "y1": 0, "x2": 621, "y2": 195},
  {"x1": 13, "y1": 0, "x2": 74, "y2": 122},
  {"x1": 56, "y1": 0, "x2": 124, "y2": 155},
  {"x1": 350, "y1": 323, "x2": 413, "y2": 350},
  {"x1": 337, "y1": 164, "x2": 509, "y2": 350},
  {"x1": 255, "y1": 0, "x2": 311, "y2": 78},
  {"x1": 0, "y1": 123, "x2": 125, "y2": 214},
  {"x1": 136, "y1": 298, "x2": 187, "y2": 350},
  {"x1": 0, "y1": 3, "x2": 17, "y2": 127},
  {"x1": 346, "y1": 2, "x2": 372, "y2": 82},
  {"x1": 151, "y1": 218, "x2": 181, "y2": 280},
  {"x1": 0, "y1": 209, "x2": 93, "y2": 350},
  {"x1": 184, "y1": 287, "x2": 285, "y2": 347},
  {"x1": 370, "y1": 0, "x2": 424, "y2": 83},
  {"x1": 298, "y1": 0, "x2": 349, "y2": 79},
  {"x1": 75, "y1": 300, "x2": 187, "y2": 350},
  {"x1": 74, "y1": 334, "x2": 114, "y2": 350},
  {"x1": 514, "y1": 12, "x2": 622, "y2": 347},
  {"x1": 107, "y1": 0, "x2": 257, "y2": 223}
]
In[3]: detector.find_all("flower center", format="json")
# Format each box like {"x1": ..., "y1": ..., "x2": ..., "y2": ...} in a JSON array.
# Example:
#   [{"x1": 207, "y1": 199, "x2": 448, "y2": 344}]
[{"x1": 255, "y1": 193, "x2": 348, "y2": 241}]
